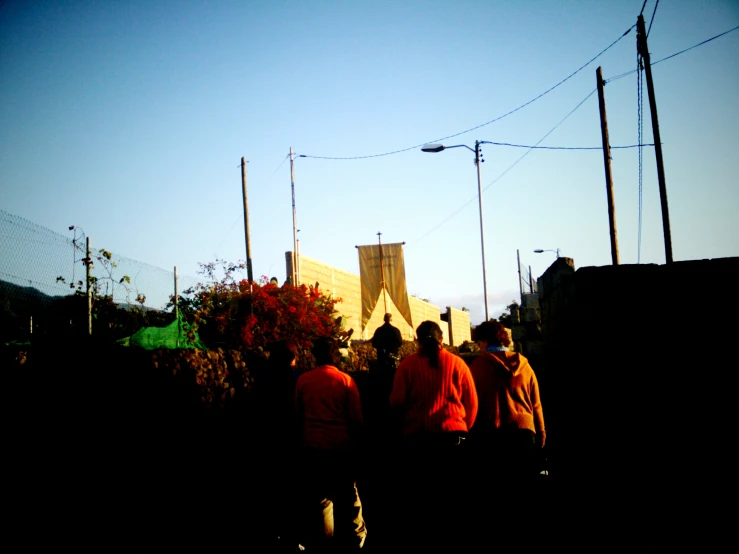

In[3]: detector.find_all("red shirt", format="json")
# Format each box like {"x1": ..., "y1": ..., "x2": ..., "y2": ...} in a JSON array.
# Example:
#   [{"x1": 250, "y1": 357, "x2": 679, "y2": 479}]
[
  {"x1": 295, "y1": 365, "x2": 363, "y2": 450},
  {"x1": 389, "y1": 348, "x2": 478, "y2": 436}
]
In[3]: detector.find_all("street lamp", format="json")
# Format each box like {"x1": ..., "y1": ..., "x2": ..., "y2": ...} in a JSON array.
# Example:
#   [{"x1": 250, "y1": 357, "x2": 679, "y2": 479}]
[
  {"x1": 534, "y1": 248, "x2": 560, "y2": 258},
  {"x1": 422, "y1": 140, "x2": 490, "y2": 321}
]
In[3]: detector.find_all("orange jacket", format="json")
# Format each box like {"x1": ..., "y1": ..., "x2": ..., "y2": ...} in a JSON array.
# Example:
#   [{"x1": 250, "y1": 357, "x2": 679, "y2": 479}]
[
  {"x1": 295, "y1": 365, "x2": 363, "y2": 450},
  {"x1": 469, "y1": 351, "x2": 545, "y2": 438},
  {"x1": 389, "y1": 348, "x2": 478, "y2": 436}
]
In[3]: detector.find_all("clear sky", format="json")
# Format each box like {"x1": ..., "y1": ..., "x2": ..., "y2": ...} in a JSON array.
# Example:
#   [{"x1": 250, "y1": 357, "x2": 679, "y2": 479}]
[{"x1": 1, "y1": 0, "x2": 737, "y2": 326}]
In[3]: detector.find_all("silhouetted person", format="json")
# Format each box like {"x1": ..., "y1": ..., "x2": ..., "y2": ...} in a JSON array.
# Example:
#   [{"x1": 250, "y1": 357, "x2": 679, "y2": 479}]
[
  {"x1": 368, "y1": 313, "x2": 404, "y2": 443},
  {"x1": 387, "y1": 320, "x2": 478, "y2": 550},
  {"x1": 371, "y1": 313, "x2": 403, "y2": 368},
  {"x1": 248, "y1": 340, "x2": 303, "y2": 550},
  {"x1": 295, "y1": 336, "x2": 367, "y2": 551},
  {"x1": 469, "y1": 319, "x2": 546, "y2": 480}
]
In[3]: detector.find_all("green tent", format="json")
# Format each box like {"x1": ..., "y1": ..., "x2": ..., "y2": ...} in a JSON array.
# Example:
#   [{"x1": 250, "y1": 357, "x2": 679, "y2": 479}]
[{"x1": 118, "y1": 313, "x2": 206, "y2": 350}]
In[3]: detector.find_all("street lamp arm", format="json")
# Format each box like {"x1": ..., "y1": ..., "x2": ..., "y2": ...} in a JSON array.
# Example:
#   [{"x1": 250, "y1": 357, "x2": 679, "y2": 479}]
[
  {"x1": 421, "y1": 143, "x2": 475, "y2": 154},
  {"x1": 534, "y1": 248, "x2": 561, "y2": 258},
  {"x1": 445, "y1": 144, "x2": 476, "y2": 153}
]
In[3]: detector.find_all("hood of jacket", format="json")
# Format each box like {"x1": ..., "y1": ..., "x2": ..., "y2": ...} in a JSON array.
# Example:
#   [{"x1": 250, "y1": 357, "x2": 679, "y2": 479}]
[{"x1": 485, "y1": 350, "x2": 530, "y2": 376}]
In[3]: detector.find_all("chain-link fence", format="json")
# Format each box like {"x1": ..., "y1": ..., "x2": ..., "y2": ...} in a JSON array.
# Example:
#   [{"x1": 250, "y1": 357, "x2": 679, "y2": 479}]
[
  {"x1": 520, "y1": 263, "x2": 537, "y2": 295},
  {"x1": 1, "y1": 210, "x2": 199, "y2": 339}
]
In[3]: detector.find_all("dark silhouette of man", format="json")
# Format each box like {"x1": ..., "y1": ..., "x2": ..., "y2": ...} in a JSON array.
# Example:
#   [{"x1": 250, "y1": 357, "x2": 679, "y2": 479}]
[{"x1": 371, "y1": 313, "x2": 403, "y2": 366}]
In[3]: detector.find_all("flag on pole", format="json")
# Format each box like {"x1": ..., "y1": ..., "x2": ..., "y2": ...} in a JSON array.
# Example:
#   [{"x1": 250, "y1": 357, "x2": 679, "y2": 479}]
[{"x1": 357, "y1": 242, "x2": 412, "y2": 331}]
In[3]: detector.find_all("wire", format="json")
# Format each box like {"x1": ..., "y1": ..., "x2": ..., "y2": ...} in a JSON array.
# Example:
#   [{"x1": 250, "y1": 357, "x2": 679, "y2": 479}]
[
  {"x1": 410, "y1": 89, "x2": 598, "y2": 245},
  {"x1": 480, "y1": 141, "x2": 653, "y2": 150},
  {"x1": 653, "y1": 24, "x2": 739, "y2": 66},
  {"x1": 640, "y1": 0, "x2": 648, "y2": 16},
  {"x1": 605, "y1": 24, "x2": 739, "y2": 83},
  {"x1": 299, "y1": 27, "x2": 635, "y2": 161},
  {"x1": 647, "y1": 0, "x2": 659, "y2": 37},
  {"x1": 637, "y1": 56, "x2": 644, "y2": 264},
  {"x1": 482, "y1": 89, "x2": 597, "y2": 194}
]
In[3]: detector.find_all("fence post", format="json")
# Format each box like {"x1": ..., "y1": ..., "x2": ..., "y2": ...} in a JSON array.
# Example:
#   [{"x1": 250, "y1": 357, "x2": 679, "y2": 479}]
[
  {"x1": 174, "y1": 266, "x2": 179, "y2": 320},
  {"x1": 86, "y1": 237, "x2": 92, "y2": 335}
]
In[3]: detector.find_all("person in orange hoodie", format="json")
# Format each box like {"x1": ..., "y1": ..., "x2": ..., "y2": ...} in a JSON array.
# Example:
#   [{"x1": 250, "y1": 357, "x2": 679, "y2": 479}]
[{"x1": 469, "y1": 319, "x2": 546, "y2": 480}]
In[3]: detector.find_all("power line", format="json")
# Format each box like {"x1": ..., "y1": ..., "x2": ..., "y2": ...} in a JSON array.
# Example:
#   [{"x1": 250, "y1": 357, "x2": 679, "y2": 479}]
[
  {"x1": 605, "y1": 24, "x2": 739, "y2": 83},
  {"x1": 652, "y1": 24, "x2": 739, "y2": 66},
  {"x1": 298, "y1": 27, "x2": 634, "y2": 161},
  {"x1": 647, "y1": 0, "x2": 660, "y2": 37},
  {"x1": 482, "y1": 88, "x2": 597, "y2": 194},
  {"x1": 411, "y1": 89, "x2": 599, "y2": 245},
  {"x1": 637, "y1": 54, "x2": 644, "y2": 264},
  {"x1": 480, "y1": 140, "x2": 653, "y2": 150}
]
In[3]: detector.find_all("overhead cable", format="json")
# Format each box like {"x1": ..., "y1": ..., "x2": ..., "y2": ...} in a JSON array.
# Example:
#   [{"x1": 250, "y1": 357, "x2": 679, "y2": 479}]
[
  {"x1": 411, "y1": 89, "x2": 599, "y2": 245},
  {"x1": 647, "y1": 0, "x2": 660, "y2": 37},
  {"x1": 481, "y1": 141, "x2": 653, "y2": 150},
  {"x1": 299, "y1": 27, "x2": 634, "y2": 161},
  {"x1": 605, "y1": 24, "x2": 739, "y2": 83}
]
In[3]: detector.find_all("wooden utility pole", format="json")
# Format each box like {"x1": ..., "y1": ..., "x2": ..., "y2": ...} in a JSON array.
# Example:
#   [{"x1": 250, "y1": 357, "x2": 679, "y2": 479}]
[
  {"x1": 596, "y1": 66, "x2": 620, "y2": 265},
  {"x1": 241, "y1": 157, "x2": 254, "y2": 284},
  {"x1": 637, "y1": 14, "x2": 673, "y2": 263}
]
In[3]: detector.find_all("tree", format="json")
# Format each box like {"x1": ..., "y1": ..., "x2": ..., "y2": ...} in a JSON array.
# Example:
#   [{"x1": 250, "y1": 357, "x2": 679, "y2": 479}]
[
  {"x1": 497, "y1": 300, "x2": 520, "y2": 328},
  {"x1": 176, "y1": 259, "x2": 343, "y2": 367}
]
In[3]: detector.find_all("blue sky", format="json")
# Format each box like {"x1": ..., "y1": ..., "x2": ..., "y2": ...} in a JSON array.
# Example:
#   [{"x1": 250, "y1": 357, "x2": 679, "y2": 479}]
[{"x1": 1, "y1": 0, "x2": 738, "y2": 326}]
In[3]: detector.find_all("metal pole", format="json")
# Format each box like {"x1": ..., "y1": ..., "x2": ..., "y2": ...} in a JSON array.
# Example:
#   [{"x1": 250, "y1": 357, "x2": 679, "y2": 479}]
[
  {"x1": 290, "y1": 147, "x2": 299, "y2": 284},
  {"x1": 241, "y1": 157, "x2": 254, "y2": 284},
  {"x1": 637, "y1": 15, "x2": 673, "y2": 264},
  {"x1": 296, "y1": 230, "x2": 301, "y2": 285},
  {"x1": 517, "y1": 249, "x2": 524, "y2": 303},
  {"x1": 475, "y1": 140, "x2": 490, "y2": 321},
  {"x1": 174, "y1": 266, "x2": 179, "y2": 320},
  {"x1": 529, "y1": 265, "x2": 534, "y2": 294},
  {"x1": 378, "y1": 232, "x2": 388, "y2": 314}
]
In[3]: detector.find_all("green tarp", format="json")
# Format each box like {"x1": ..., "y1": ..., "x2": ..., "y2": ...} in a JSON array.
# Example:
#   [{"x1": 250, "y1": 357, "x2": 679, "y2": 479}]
[{"x1": 118, "y1": 313, "x2": 206, "y2": 350}]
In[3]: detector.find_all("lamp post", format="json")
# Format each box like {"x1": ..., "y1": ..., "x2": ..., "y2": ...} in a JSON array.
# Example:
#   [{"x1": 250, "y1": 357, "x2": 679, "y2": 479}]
[
  {"x1": 422, "y1": 140, "x2": 489, "y2": 321},
  {"x1": 296, "y1": 229, "x2": 301, "y2": 285},
  {"x1": 534, "y1": 248, "x2": 560, "y2": 258}
]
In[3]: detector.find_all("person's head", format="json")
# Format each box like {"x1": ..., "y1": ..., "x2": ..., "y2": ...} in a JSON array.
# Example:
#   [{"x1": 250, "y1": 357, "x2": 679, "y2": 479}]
[
  {"x1": 416, "y1": 320, "x2": 443, "y2": 368},
  {"x1": 311, "y1": 336, "x2": 340, "y2": 367},
  {"x1": 268, "y1": 340, "x2": 297, "y2": 368},
  {"x1": 472, "y1": 319, "x2": 511, "y2": 349},
  {"x1": 384, "y1": 313, "x2": 392, "y2": 323}
]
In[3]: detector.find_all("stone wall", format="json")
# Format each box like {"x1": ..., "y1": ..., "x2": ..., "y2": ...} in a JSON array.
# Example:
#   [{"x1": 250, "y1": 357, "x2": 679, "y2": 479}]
[
  {"x1": 529, "y1": 255, "x2": 739, "y2": 498},
  {"x1": 287, "y1": 252, "x2": 469, "y2": 344}
]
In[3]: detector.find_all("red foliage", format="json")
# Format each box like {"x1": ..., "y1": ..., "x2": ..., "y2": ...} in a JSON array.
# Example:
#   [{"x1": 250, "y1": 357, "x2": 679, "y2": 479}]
[{"x1": 188, "y1": 275, "x2": 343, "y2": 355}]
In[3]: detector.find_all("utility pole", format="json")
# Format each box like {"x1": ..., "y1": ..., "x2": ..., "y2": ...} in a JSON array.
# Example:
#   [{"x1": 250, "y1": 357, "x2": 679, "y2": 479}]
[
  {"x1": 596, "y1": 66, "x2": 620, "y2": 265},
  {"x1": 377, "y1": 232, "x2": 388, "y2": 314},
  {"x1": 474, "y1": 140, "x2": 490, "y2": 321},
  {"x1": 637, "y1": 14, "x2": 673, "y2": 263},
  {"x1": 241, "y1": 157, "x2": 254, "y2": 284},
  {"x1": 290, "y1": 147, "x2": 298, "y2": 285}
]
